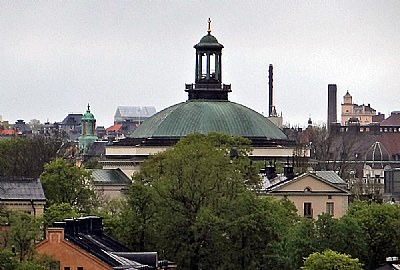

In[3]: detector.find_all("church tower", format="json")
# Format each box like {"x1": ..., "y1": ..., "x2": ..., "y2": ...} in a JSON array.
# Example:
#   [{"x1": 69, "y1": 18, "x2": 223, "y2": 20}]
[
  {"x1": 185, "y1": 18, "x2": 231, "y2": 100},
  {"x1": 78, "y1": 104, "x2": 97, "y2": 153}
]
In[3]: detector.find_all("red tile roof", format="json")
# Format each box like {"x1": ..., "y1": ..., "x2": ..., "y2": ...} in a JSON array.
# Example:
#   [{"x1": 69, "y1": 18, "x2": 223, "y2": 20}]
[
  {"x1": 381, "y1": 113, "x2": 400, "y2": 126},
  {"x1": 0, "y1": 129, "x2": 16, "y2": 136},
  {"x1": 106, "y1": 124, "x2": 123, "y2": 132}
]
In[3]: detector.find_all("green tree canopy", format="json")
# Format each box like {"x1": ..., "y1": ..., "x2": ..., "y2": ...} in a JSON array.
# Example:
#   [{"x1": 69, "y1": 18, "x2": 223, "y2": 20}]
[
  {"x1": 40, "y1": 158, "x2": 97, "y2": 213},
  {"x1": 302, "y1": 250, "x2": 363, "y2": 270},
  {"x1": 0, "y1": 136, "x2": 62, "y2": 178},
  {"x1": 110, "y1": 133, "x2": 299, "y2": 270},
  {"x1": 345, "y1": 201, "x2": 400, "y2": 269},
  {"x1": 42, "y1": 203, "x2": 79, "y2": 227}
]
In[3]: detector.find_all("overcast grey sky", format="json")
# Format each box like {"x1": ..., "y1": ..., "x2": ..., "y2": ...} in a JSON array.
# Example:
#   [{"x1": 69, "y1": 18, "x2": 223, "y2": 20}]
[{"x1": 1, "y1": 0, "x2": 399, "y2": 127}]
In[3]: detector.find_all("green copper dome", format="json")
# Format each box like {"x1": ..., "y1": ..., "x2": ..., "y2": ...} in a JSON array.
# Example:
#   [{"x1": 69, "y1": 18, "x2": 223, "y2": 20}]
[
  {"x1": 82, "y1": 104, "x2": 95, "y2": 121},
  {"x1": 131, "y1": 100, "x2": 287, "y2": 140}
]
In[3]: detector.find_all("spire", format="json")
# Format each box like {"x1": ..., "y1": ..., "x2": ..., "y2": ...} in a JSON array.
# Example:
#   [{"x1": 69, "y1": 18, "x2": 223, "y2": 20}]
[
  {"x1": 87, "y1": 103, "x2": 91, "y2": 112},
  {"x1": 207, "y1": 18, "x2": 212, "y2": 34}
]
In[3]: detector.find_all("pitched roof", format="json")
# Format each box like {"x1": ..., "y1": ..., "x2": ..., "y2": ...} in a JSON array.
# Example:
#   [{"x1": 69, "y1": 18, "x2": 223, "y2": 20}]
[
  {"x1": 115, "y1": 106, "x2": 156, "y2": 119},
  {"x1": 0, "y1": 178, "x2": 46, "y2": 201},
  {"x1": 86, "y1": 141, "x2": 107, "y2": 157},
  {"x1": 381, "y1": 112, "x2": 400, "y2": 126},
  {"x1": 48, "y1": 217, "x2": 157, "y2": 269},
  {"x1": 61, "y1": 114, "x2": 82, "y2": 125},
  {"x1": 91, "y1": 169, "x2": 131, "y2": 185},
  {"x1": 0, "y1": 130, "x2": 16, "y2": 136},
  {"x1": 265, "y1": 173, "x2": 351, "y2": 195},
  {"x1": 314, "y1": 171, "x2": 346, "y2": 185},
  {"x1": 106, "y1": 124, "x2": 123, "y2": 132}
]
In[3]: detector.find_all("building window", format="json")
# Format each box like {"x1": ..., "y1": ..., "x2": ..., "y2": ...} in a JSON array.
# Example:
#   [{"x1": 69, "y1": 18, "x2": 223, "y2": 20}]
[
  {"x1": 304, "y1": 202, "x2": 312, "y2": 218},
  {"x1": 77, "y1": 267, "x2": 84, "y2": 270},
  {"x1": 328, "y1": 195, "x2": 332, "y2": 199},
  {"x1": 50, "y1": 261, "x2": 60, "y2": 270},
  {"x1": 326, "y1": 202, "x2": 334, "y2": 216},
  {"x1": 64, "y1": 267, "x2": 71, "y2": 270}
]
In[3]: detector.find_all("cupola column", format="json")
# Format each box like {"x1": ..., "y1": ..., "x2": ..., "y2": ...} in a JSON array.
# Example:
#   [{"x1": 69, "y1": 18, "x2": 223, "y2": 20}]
[{"x1": 186, "y1": 18, "x2": 231, "y2": 100}]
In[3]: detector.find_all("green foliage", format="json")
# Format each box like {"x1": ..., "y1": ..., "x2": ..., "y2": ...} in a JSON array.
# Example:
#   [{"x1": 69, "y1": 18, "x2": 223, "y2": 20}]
[
  {"x1": 15, "y1": 260, "x2": 48, "y2": 270},
  {"x1": 83, "y1": 157, "x2": 102, "y2": 169},
  {"x1": 0, "y1": 250, "x2": 18, "y2": 270},
  {"x1": 40, "y1": 158, "x2": 97, "y2": 213},
  {"x1": 43, "y1": 203, "x2": 79, "y2": 227},
  {"x1": 9, "y1": 211, "x2": 42, "y2": 262},
  {"x1": 345, "y1": 201, "x2": 400, "y2": 269},
  {"x1": 302, "y1": 250, "x2": 363, "y2": 270},
  {"x1": 0, "y1": 250, "x2": 54, "y2": 270},
  {"x1": 0, "y1": 136, "x2": 62, "y2": 178},
  {"x1": 104, "y1": 133, "x2": 299, "y2": 270},
  {"x1": 285, "y1": 217, "x2": 317, "y2": 270}
]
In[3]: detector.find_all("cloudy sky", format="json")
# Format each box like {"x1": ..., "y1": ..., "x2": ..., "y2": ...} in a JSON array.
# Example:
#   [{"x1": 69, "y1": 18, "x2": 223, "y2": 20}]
[{"x1": 0, "y1": 0, "x2": 399, "y2": 127}]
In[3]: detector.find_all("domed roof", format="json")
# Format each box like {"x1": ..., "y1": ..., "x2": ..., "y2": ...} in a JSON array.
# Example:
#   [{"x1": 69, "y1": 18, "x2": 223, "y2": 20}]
[
  {"x1": 365, "y1": 141, "x2": 390, "y2": 168},
  {"x1": 194, "y1": 33, "x2": 224, "y2": 49},
  {"x1": 82, "y1": 104, "x2": 95, "y2": 121},
  {"x1": 131, "y1": 100, "x2": 287, "y2": 140}
]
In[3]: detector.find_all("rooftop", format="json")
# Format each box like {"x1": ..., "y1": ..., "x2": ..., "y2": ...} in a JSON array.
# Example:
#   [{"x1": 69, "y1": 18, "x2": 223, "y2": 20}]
[{"x1": 0, "y1": 178, "x2": 46, "y2": 201}]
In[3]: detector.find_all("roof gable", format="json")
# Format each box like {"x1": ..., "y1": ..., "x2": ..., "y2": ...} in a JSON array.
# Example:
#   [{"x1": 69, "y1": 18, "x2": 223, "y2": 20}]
[
  {"x1": 267, "y1": 173, "x2": 350, "y2": 194},
  {"x1": 115, "y1": 106, "x2": 156, "y2": 119},
  {"x1": 36, "y1": 228, "x2": 113, "y2": 270}
]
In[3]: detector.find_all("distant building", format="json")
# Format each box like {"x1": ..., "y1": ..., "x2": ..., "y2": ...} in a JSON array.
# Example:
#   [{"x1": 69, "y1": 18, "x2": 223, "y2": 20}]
[
  {"x1": 103, "y1": 21, "x2": 302, "y2": 177},
  {"x1": 14, "y1": 119, "x2": 31, "y2": 135},
  {"x1": 262, "y1": 172, "x2": 350, "y2": 219},
  {"x1": 91, "y1": 168, "x2": 131, "y2": 200},
  {"x1": 114, "y1": 106, "x2": 156, "y2": 135},
  {"x1": 60, "y1": 113, "x2": 82, "y2": 141},
  {"x1": 0, "y1": 178, "x2": 46, "y2": 217},
  {"x1": 43, "y1": 121, "x2": 60, "y2": 137},
  {"x1": 384, "y1": 168, "x2": 400, "y2": 203},
  {"x1": 105, "y1": 123, "x2": 124, "y2": 140},
  {"x1": 341, "y1": 91, "x2": 377, "y2": 125},
  {"x1": 78, "y1": 104, "x2": 97, "y2": 153},
  {"x1": 36, "y1": 217, "x2": 170, "y2": 270},
  {"x1": 95, "y1": 126, "x2": 106, "y2": 139}
]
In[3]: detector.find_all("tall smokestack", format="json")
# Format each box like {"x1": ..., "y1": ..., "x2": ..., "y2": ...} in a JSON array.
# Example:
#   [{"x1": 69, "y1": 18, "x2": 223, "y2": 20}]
[
  {"x1": 327, "y1": 84, "x2": 337, "y2": 128},
  {"x1": 268, "y1": 64, "x2": 273, "y2": 117}
]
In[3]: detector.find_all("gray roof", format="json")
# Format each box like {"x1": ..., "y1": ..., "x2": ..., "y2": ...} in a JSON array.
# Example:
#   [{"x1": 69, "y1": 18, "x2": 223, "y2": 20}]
[
  {"x1": 114, "y1": 106, "x2": 156, "y2": 120},
  {"x1": 61, "y1": 114, "x2": 82, "y2": 125},
  {"x1": 0, "y1": 178, "x2": 46, "y2": 201},
  {"x1": 91, "y1": 169, "x2": 131, "y2": 185},
  {"x1": 315, "y1": 171, "x2": 346, "y2": 185}
]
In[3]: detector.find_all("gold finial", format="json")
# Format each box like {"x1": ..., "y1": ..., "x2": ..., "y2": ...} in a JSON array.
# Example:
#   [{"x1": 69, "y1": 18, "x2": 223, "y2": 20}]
[{"x1": 207, "y1": 18, "x2": 211, "y2": 34}]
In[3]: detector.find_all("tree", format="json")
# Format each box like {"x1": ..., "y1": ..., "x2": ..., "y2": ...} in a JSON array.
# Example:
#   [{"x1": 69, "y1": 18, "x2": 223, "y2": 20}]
[
  {"x1": 302, "y1": 250, "x2": 363, "y2": 270},
  {"x1": 345, "y1": 201, "x2": 400, "y2": 269},
  {"x1": 285, "y1": 217, "x2": 317, "y2": 270},
  {"x1": 0, "y1": 250, "x2": 18, "y2": 270},
  {"x1": 0, "y1": 136, "x2": 62, "y2": 178},
  {"x1": 115, "y1": 133, "x2": 299, "y2": 270},
  {"x1": 28, "y1": 119, "x2": 43, "y2": 133},
  {"x1": 8, "y1": 211, "x2": 42, "y2": 262},
  {"x1": 40, "y1": 158, "x2": 97, "y2": 213},
  {"x1": 42, "y1": 203, "x2": 79, "y2": 227}
]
